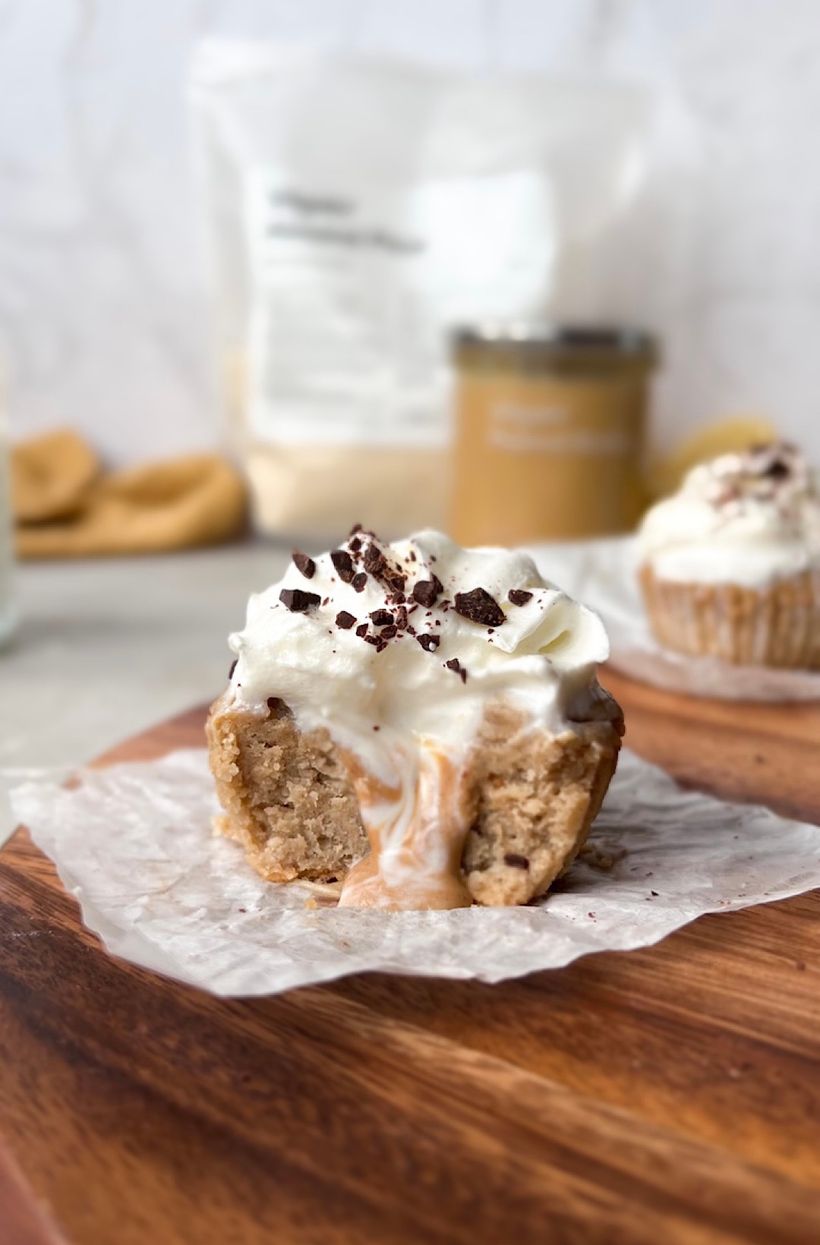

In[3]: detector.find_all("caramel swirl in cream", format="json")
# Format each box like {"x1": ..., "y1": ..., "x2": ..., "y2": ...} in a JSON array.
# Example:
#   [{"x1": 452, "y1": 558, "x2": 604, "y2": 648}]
[{"x1": 337, "y1": 741, "x2": 474, "y2": 910}]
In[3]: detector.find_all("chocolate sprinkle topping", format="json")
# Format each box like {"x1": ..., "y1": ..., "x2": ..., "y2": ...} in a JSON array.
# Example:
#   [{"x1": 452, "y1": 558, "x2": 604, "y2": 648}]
[
  {"x1": 279, "y1": 588, "x2": 320, "y2": 613},
  {"x1": 363, "y1": 541, "x2": 406, "y2": 593},
  {"x1": 291, "y1": 550, "x2": 316, "y2": 579},
  {"x1": 363, "y1": 542, "x2": 387, "y2": 577},
  {"x1": 416, "y1": 633, "x2": 440, "y2": 652},
  {"x1": 370, "y1": 609, "x2": 394, "y2": 627},
  {"x1": 335, "y1": 610, "x2": 356, "y2": 629},
  {"x1": 445, "y1": 657, "x2": 468, "y2": 684},
  {"x1": 763, "y1": 458, "x2": 790, "y2": 480},
  {"x1": 504, "y1": 853, "x2": 530, "y2": 870},
  {"x1": 355, "y1": 623, "x2": 369, "y2": 638},
  {"x1": 455, "y1": 587, "x2": 505, "y2": 628},
  {"x1": 395, "y1": 605, "x2": 409, "y2": 629},
  {"x1": 380, "y1": 625, "x2": 398, "y2": 639},
  {"x1": 508, "y1": 588, "x2": 533, "y2": 606},
  {"x1": 330, "y1": 549, "x2": 355, "y2": 583},
  {"x1": 228, "y1": 658, "x2": 238, "y2": 680},
  {"x1": 352, "y1": 572, "x2": 367, "y2": 593},
  {"x1": 412, "y1": 575, "x2": 443, "y2": 608}
]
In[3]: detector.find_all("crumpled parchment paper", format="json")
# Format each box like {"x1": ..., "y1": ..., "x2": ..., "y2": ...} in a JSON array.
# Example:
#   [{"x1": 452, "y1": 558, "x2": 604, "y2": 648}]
[
  {"x1": 10, "y1": 748, "x2": 820, "y2": 997},
  {"x1": 527, "y1": 536, "x2": 820, "y2": 701}
]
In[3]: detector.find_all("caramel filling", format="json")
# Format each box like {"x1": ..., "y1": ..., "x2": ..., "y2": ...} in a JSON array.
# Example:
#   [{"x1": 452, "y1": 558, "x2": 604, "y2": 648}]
[{"x1": 337, "y1": 740, "x2": 474, "y2": 911}]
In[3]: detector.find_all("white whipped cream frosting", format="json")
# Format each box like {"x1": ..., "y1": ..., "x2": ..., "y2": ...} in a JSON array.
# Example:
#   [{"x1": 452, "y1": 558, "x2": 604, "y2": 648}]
[
  {"x1": 638, "y1": 443, "x2": 820, "y2": 587},
  {"x1": 228, "y1": 528, "x2": 610, "y2": 773}
]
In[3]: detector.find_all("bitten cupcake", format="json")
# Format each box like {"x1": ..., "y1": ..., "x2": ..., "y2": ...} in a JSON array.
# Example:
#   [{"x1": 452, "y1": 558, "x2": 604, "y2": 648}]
[
  {"x1": 208, "y1": 528, "x2": 623, "y2": 910},
  {"x1": 637, "y1": 443, "x2": 820, "y2": 668}
]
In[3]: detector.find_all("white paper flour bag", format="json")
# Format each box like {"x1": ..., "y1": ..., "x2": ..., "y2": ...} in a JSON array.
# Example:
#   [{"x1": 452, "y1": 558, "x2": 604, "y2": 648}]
[{"x1": 190, "y1": 41, "x2": 652, "y2": 539}]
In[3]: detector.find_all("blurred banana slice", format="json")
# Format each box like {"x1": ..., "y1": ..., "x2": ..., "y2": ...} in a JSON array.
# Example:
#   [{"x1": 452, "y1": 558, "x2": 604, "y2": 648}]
[{"x1": 648, "y1": 416, "x2": 779, "y2": 500}]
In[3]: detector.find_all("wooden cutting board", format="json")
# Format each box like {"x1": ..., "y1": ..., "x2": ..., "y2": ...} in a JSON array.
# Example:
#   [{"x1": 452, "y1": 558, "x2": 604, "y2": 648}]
[{"x1": 2, "y1": 672, "x2": 820, "y2": 1245}]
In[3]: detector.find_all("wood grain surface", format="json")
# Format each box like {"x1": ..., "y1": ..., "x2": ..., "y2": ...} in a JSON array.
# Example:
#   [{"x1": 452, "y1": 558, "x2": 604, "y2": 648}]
[{"x1": 1, "y1": 673, "x2": 820, "y2": 1244}]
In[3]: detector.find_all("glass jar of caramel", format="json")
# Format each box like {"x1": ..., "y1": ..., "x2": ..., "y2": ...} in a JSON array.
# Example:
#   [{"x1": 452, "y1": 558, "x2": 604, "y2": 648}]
[{"x1": 450, "y1": 325, "x2": 657, "y2": 546}]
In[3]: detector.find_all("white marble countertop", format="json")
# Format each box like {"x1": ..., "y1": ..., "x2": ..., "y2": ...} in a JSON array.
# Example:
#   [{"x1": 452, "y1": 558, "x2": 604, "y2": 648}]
[{"x1": 0, "y1": 543, "x2": 290, "y2": 845}]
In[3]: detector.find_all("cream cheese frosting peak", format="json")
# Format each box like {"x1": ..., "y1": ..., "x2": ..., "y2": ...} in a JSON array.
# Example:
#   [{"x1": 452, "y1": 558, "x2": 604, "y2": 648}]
[
  {"x1": 638, "y1": 443, "x2": 820, "y2": 587},
  {"x1": 228, "y1": 527, "x2": 609, "y2": 738}
]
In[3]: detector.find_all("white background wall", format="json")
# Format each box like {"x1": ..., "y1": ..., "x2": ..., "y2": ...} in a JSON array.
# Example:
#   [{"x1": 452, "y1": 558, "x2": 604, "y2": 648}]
[{"x1": 3, "y1": 0, "x2": 820, "y2": 465}]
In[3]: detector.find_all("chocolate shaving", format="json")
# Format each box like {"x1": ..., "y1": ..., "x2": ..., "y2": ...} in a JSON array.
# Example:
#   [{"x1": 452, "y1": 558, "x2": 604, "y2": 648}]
[
  {"x1": 291, "y1": 550, "x2": 316, "y2": 579},
  {"x1": 335, "y1": 610, "x2": 356, "y2": 629},
  {"x1": 508, "y1": 588, "x2": 533, "y2": 606},
  {"x1": 412, "y1": 575, "x2": 443, "y2": 608},
  {"x1": 355, "y1": 623, "x2": 369, "y2": 638},
  {"x1": 416, "y1": 633, "x2": 440, "y2": 652},
  {"x1": 363, "y1": 541, "x2": 406, "y2": 593},
  {"x1": 330, "y1": 549, "x2": 355, "y2": 583},
  {"x1": 352, "y1": 572, "x2": 367, "y2": 593},
  {"x1": 370, "y1": 609, "x2": 394, "y2": 627},
  {"x1": 385, "y1": 568, "x2": 407, "y2": 594},
  {"x1": 380, "y1": 625, "x2": 398, "y2": 639},
  {"x1": 395, "y1": 605, "x2": 409, "y2": 629},
  {"x1": 279, "y1": 588, "x2": 320, "y2": 613},
  {"x1": 445, "y1": 657, "x2": 468, "y2": 684},
  {"x1": 455, "y1": 587, "x2": 505, "y2": 628},
  {"x1": 363, "y1": 543, "x2": 387, "y2": 577},
  {"x1": 763, "y1": 458, "x2": 790, "y2": 480},
  {"x1": 228, "y1": 658, "x2": 238, "y2": 680},
  {"x1": 504, "y1": 853, "x2": 530, "y2": 870}
]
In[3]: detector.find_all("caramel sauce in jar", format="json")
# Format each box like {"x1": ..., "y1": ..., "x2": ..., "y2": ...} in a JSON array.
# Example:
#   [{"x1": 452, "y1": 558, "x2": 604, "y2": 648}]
[{"x1": 450, "y1": 325, "x2": 657, "y2": 546}]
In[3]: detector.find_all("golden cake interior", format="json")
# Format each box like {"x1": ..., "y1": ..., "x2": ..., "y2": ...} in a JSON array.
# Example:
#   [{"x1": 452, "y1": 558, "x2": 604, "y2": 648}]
[{"x1": 207, "y1": 692, "x2": 623, "y2": 908}]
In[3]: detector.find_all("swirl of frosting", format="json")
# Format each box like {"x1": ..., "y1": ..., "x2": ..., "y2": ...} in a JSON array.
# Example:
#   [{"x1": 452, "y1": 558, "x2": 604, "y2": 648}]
[
  {"x1": 638, "y1": 443, "x2": 820, "y2": 586},
  {"x1": 228, "y1": 528, "x2": 610, "y2": 765}
]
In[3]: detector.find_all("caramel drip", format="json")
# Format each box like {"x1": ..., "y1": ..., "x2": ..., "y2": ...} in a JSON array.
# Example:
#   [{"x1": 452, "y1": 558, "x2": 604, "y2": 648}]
[{"x1": 337, "y1": 741, "x2": 474, "y2": 911}]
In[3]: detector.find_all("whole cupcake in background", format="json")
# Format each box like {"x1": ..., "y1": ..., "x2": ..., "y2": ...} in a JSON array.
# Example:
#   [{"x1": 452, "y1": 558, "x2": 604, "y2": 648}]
[{"x1": 637, "y1": 442, "x2": 820, "y2": 668}]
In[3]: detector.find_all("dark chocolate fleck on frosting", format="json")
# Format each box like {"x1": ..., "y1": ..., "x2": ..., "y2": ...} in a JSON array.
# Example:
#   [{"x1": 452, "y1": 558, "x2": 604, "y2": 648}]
[
  {"x1": 363, "y1": 542, "x2": 387, "y2": 577},
  {"x1": 330, "y1": 549, "x2": 355, "y2": 583},
  {"x1": 412, "y1": 575, "x2": 443, "y2": 608},
  {"x1": 291, "y1": 550, "x2": 316, "y2": 579},
  {"x1": 370, "y1": 609, "x2": 394, "y2": 627},
  {"x1": 352, "y1": 572, "x2": 367, "y2": 593},
  {"x1": 335, "y1": 610, "x2": 356, "y2": 629},
  {"x1": 363, "y1": 541, "x2": 406, "y2": 593},
  {"x1": 416, "y1": 633, "x2": 440, "y2": 652},
  {"x1": 508, "y1": 588, "x2": 533, "y2": 606},
  {"x1": 445, "y1": 657, "x2": 468, "y2": 684},
  {"x1": 763, "y1": 458, "x2": 790, "y2": 480},
  {"x1": 280, "y1": 588, "x2": 320, "y2": 613},
  {"x1": 454, "y1": 587, "x2": 506, "y2": 628}
]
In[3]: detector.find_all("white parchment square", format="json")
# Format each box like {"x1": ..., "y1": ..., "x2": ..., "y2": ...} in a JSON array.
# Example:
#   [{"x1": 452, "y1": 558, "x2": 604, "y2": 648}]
[{"x1": 10, "y1": 748, "x2": 820, "y2": 997}]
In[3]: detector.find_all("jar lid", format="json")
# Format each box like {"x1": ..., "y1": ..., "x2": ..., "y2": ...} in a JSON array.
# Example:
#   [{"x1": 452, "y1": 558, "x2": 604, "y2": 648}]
[{"x1": 452, "y1": 323, "x2": 658, "y2": 368}]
